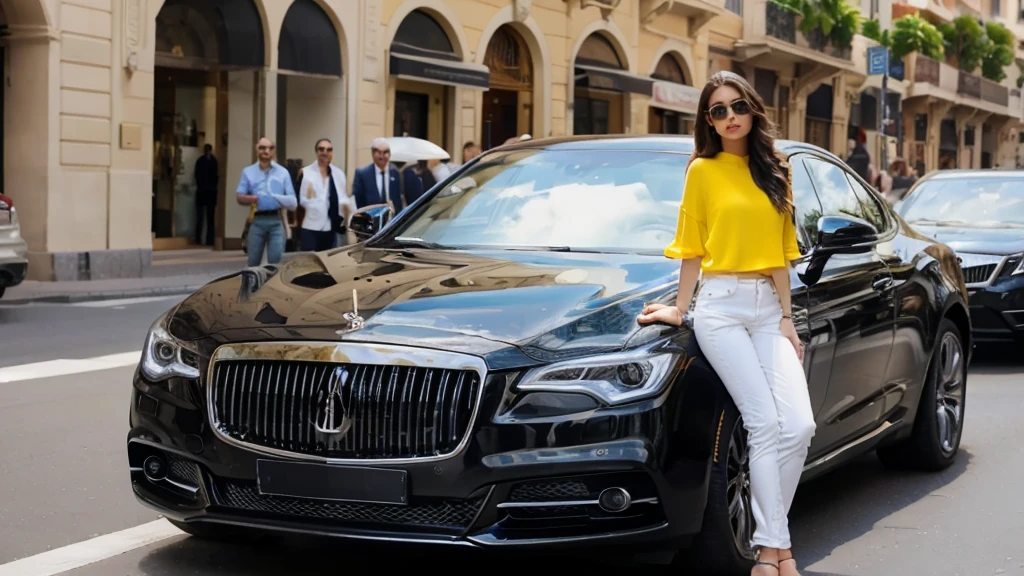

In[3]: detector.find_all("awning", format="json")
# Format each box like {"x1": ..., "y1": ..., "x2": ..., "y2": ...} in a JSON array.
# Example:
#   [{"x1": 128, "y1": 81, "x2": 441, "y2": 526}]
[
  {"x1": 278, "y1": 0, "x2": 342, "y2": 76},
  {"x1": 574, "y1": 64, "x2": 654, "y2": 95},
  {"x1": 650, "y1": 80, "x2": 701, "y2": 115},
  {"x1": 389, "y1": 52, "x2": 490, "y2": 90}
]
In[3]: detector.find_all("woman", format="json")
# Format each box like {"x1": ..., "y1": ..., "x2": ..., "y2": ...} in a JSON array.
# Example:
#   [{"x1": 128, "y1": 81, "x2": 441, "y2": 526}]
[
  {"x1": 637, "y1": 71, "x2": 816, "y2": 576},
  {"x1": 298, "y1": 138, "x2": 355, "y2": 252}
]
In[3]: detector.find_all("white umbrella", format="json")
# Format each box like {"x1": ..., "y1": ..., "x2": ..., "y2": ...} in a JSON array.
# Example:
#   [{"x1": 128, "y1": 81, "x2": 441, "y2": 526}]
[{"x1": 386, "y1": 137, "x2": 450, "y2": 164}]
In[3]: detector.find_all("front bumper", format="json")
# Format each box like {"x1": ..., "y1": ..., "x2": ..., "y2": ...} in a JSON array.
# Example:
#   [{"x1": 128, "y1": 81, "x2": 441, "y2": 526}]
[
  {"x1": 967, "y1": 280, "x2": 1024, "y2": 344},
  {"x1": 127, "y1": 368, "x2": 712, "y2": 550}
]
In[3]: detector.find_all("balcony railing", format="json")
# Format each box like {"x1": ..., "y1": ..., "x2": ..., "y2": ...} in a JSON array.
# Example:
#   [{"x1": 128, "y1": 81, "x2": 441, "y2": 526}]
[
  {"x1": 980, "y1": 77, "x2": 1009, "y2": 106},
  {"x1": 763, "y1": 2, "x2": 852, "y2": 60},
  {"x1": 958, "y1": 70, "x2": 982, "y2": 99},
  {"x1": 914, "y1": 55, "x2": 940, "y2": 85},
  {"x1": 766, "y1": 2, "x2": 796, "y2": 44}
]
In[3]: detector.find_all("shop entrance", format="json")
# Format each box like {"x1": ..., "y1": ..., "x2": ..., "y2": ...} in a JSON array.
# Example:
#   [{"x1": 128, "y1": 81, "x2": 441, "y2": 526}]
[
  {"x1": 481, "y1": 25, "x2": 533, "y2": 149},
  {"x1": 152, "y1": 0, "x2": 264, "y2": 251}
]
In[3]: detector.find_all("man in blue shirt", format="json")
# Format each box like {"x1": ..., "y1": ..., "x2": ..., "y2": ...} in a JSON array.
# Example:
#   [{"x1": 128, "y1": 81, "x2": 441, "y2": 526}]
[{"x1": 236, "y1": 137, "x2": 297, "y2": 267}]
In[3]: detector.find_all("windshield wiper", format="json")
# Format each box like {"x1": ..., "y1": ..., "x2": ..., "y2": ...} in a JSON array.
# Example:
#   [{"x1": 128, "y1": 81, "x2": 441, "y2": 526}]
[{"x1": 379, "y1": 237, "x2": 455, "y2": 250}]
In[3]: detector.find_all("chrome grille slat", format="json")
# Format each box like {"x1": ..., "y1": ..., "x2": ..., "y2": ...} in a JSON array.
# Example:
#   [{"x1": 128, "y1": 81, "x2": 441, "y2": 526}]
[{"x1": 211, "y1": 359, "x2": 480, "y2": 460}]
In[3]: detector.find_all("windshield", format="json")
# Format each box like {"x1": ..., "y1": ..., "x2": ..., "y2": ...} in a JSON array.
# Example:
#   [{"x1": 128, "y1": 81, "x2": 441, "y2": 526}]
[
  {"x1": 899, "y1": 176, "x2": 1024, "y2": 227},
  {"x1": 378, "y1": 148, "x2": 689, "y2": 253}
]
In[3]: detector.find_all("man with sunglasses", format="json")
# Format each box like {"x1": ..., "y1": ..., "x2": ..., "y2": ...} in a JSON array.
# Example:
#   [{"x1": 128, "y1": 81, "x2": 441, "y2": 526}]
[
  {"x1": 351, "y1": 137, "x2": 424, "y2": 213},
  {"x1": 236, "y1": 137, "x2": 297, "y2": 267}
]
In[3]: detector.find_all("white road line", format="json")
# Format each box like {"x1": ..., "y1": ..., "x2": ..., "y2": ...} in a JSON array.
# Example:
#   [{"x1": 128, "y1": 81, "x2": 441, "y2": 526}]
[
  {"x1": 70, "y1": 296, "x2": 179, "y2": 308},
  {"x1": 0, "y1": 519, "x2": 184, "y2": 576},
  {"x1": 0, "y1": 351, "x2": 141, "y2": 383}
]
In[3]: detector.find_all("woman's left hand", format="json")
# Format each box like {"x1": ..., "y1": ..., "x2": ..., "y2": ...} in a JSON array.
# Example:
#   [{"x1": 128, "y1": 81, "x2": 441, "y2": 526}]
[{"x1": 780, "y1": 317, "x2": 804, "y2": 362}]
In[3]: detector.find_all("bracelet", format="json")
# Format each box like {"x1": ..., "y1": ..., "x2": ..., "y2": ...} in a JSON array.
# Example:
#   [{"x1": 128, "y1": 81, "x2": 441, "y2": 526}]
[{"x1": 782, "y1": 314, "x2": 792, "y2": 319}]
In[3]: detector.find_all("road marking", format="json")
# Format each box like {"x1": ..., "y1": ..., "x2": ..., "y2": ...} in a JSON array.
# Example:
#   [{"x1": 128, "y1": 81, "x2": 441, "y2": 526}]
[
  {"x1": 0, "y1": 351, "x2": 141, "y2": 383},
  {"x1": 0, "y1": 519, "x2": 183, "y2": 576},
  {"x1": 70, "y1": 296, "x2": 180, "y2": 308}
]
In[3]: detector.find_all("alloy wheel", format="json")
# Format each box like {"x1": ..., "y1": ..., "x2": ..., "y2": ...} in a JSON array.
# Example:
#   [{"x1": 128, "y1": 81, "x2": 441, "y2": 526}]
[
  {"x1": 935, "y1": 332, "x2": 965, "y2": 456},
  {"x1": 726, "y1": 418, "x2": 754, "y2": 554}
]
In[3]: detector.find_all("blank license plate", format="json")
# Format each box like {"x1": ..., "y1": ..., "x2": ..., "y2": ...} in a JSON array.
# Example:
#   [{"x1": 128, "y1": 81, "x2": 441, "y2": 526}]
[{"x1": 256, "y1": 460, "x2": 408, "y2": 505}]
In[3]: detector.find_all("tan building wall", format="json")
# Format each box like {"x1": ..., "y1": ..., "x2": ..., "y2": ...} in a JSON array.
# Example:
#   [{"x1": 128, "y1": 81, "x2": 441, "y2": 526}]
[{"x1": 3, "y1": 0, "x2": 907, "y2": 282}]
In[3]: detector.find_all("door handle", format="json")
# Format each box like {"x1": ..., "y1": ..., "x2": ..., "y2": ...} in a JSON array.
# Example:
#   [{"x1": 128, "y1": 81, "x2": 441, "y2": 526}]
[{"x1": 872, "y1": 275, "x2": 894, "y2": 291}]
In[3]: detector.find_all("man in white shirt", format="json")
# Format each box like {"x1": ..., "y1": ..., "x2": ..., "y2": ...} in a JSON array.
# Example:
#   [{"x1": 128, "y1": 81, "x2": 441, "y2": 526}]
[{"x1": 297, "y1": 138, "x2": 355, "y2": 252}]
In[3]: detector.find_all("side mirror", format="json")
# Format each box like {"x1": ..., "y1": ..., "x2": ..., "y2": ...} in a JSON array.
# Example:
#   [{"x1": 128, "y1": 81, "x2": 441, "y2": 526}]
[
  {"x1": 816, "y1": 215, "x2": 878, "y2": 254},
  {"x1": 799, "y1": 215, "x2": 879, "y2": 287},
  {"x1": 349, "y1": 204, "x2": 394, "y2": 240}
]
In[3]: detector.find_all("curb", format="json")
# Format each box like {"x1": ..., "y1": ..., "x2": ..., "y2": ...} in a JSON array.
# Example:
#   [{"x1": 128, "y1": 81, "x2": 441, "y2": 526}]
[{"x1": 1, "y1": 284, "x2": 205, "y2": 306}]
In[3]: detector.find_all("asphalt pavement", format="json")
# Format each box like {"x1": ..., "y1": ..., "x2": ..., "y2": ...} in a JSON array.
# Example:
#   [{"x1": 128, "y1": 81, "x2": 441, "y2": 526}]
[{"x1": 1, "y1": 297, "x2": 1022, "y2": 576}]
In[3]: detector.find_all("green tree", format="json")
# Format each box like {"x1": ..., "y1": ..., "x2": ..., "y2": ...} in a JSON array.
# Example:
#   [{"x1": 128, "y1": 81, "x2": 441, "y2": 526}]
[
  {"x1": 769, "y1": 0, "x2": 863, "y2": 49},
  {"x1": 890, "y1": 14, "x2": 945, "y2": 60},
  {"x1": 861, "y1": 19, "x2": 891, "y2": 47},
  {"x1": 938, "y1": 16, "x2": 989, "y2": 73},
  {"x1": 981, "y1": 21, "x2": 1015, "y2": 82}
]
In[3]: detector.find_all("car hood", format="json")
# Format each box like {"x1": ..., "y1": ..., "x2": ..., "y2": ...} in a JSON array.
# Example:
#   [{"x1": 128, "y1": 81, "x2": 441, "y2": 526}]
[
  {"x1": 168, "y1": 246, "x2": 682, "y2": 364},
  {"x1": 910, "y1": 224, "x2": 1024, "y2": 256}
]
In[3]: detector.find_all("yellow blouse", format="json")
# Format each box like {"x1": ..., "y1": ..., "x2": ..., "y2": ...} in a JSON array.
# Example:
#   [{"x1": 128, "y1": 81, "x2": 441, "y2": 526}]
[{"x1": 664, "y1": 152, "x2": 801, "y2": 272}]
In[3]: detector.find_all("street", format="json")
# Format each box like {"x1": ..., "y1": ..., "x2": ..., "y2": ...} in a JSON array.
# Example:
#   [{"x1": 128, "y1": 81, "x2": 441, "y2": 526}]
[{"x1": 1, "y1": 297, "x2": 1022, "y2": 576}]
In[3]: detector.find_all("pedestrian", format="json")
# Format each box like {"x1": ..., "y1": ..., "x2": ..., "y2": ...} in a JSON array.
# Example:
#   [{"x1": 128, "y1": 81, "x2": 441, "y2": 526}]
[
  {"x1": 636, "y1": 71, "x2": 815, "y2": 576},
  {"x1": 298, "y1": 138, "x2": 354, "y2": 252},
  {"x1": 193, "y1": 143, "x2": 218, "y2": 246},
  {"x1": 351, "y1": 137, "x2": 424, "y2": 213},
  {"x1": 235, "y1": 137, "x2": 297, "y2": 267}
]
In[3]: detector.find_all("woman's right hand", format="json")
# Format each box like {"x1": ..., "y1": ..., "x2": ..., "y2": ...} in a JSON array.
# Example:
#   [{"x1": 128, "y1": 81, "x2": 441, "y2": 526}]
[{"x1": 637, "y1": 304, "x2": 684, "y2": 327}]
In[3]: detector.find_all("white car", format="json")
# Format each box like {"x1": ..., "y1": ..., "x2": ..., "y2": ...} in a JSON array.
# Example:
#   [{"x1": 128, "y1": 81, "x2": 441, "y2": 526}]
[{"x1": 0, "y1": 194, "x2": 28, "y2": 299}]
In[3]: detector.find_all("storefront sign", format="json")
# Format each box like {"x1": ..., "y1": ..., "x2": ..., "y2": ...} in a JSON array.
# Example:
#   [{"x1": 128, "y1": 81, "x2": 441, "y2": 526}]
[
  {"x1": 390, "y1": 53, "x2": 490, "y2": 90},
  {"x1": 651, "y1": 80, "x2": 701, "y2": 115}
]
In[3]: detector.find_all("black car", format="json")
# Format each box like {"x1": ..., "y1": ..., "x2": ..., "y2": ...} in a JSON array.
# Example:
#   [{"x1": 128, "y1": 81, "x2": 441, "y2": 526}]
[
  {"x1": 897, "y1": 169, "x2": 1024, "y2": 348},
  {"x1": 127, "y1": 136, "x2": 970, "y2": 574}
]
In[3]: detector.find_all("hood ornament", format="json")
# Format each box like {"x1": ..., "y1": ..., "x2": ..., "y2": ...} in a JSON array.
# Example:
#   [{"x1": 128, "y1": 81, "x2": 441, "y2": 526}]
[{"x1": 337, "y1": 288, "x2": 365, "y2": 335}]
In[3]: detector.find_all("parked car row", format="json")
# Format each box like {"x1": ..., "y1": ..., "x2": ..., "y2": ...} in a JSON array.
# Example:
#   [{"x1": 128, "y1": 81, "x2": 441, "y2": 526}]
[
  {"x1": 0, "y1": 193, "x2": 28, "y2": 300},
  {"x1": 895, "y1": 169, "x2": 1024, "y2": 349}
]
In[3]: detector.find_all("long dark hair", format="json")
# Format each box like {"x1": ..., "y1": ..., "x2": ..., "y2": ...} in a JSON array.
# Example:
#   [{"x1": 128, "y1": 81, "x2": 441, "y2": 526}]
[{"x1": 693, "y1": 71, "x2": 792, "y2": 216}]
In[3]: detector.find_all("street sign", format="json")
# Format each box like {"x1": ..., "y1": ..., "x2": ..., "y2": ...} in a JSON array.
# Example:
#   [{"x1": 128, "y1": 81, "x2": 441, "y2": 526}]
[{"x1": 868, "y1": 46, "x2": 889, "y2": 76}]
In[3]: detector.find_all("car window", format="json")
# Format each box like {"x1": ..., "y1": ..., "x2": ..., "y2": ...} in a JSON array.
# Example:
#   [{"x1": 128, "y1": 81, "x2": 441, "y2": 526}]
[
  {"x1": 790, "y1": 156, "x2": 823, "y2": 254},
  {"x1": 845, "y1": 173, "x2": 889, "y2": 232},
  {"x1": 802, "y1": 156, "x2": 879, "y2": 230}
]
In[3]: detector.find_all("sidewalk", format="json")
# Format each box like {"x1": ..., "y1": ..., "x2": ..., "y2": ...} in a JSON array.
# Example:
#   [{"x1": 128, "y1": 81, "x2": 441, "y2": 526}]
[{"x1": 2, "y1": 248, "x2": 305, "y2": 305}]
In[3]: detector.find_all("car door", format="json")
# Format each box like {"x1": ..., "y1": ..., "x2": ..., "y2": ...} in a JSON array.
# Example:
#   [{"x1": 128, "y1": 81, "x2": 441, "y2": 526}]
[{"x1": 798, "y1": 154, "x2": 897, "y2": 457}]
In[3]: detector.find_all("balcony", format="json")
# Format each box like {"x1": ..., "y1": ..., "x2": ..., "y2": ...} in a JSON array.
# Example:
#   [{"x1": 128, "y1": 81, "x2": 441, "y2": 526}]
[
  {"x1": 894, "y1": 0, "x2": 956, "y2": 22},
  {"x1": 736, "y1": 0, "x2": 858, "y2": 70},
  {"x1": 640, "y1": 0, "x2": 727, "y2": 34},
  {"x1": 906, "y1": 53, "x2": 1019, "y2": 118}
]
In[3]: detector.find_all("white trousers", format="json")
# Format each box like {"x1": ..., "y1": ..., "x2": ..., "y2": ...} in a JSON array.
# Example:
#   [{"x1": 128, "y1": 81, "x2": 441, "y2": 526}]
[{"x1": 693, "y1": 275, "x2": 816, "y2": 550}]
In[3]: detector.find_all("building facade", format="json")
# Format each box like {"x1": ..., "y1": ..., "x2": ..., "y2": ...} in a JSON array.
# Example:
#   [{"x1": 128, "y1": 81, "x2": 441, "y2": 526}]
[{"x1": 2, "y1": 0, "x2": 1020, "y2": 281}]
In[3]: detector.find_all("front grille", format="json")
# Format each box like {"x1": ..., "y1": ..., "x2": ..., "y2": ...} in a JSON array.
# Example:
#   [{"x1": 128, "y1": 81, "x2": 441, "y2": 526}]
[
  {"x1": 215, "y1": 481, "x2": 482, "y2": 529},
  {"x1": 963, "y1": 264, "x2": 997, "y2": 284},
  {"x1": 509, "y1": 480, "x2": 590, "y2": 502},
  {"x1": 210, "y1": 360, "x2": 480, "y2": 460}
]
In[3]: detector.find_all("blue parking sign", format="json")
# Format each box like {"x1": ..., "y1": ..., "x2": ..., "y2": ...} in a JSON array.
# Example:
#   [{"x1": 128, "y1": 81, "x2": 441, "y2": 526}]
[{"x1": 868, "y1": 46, "x2": 889, "y2": 76}]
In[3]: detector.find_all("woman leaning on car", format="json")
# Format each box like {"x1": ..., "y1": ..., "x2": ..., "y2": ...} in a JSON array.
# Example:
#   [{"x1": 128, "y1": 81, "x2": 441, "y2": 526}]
[{"x1": 637, "y1": 71, "x2": 816, "y2": 576}]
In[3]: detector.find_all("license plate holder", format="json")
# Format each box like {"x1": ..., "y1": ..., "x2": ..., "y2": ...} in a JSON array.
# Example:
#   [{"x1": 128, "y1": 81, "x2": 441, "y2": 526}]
[{"x1": 256, "y1": 460, "x2": 408, "y2": 505}]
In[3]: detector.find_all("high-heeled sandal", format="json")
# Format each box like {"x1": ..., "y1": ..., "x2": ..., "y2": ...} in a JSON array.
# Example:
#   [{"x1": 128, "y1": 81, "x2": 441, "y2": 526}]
[
  {"x1": 753, "y1": 559, "x2": 779, "y2": 574},
  {"x1": 779, "y1": 555, "x2": 799, "y2": 575}
]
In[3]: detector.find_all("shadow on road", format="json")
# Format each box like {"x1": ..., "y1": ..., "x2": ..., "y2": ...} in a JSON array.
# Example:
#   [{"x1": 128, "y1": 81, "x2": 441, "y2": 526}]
[{"x1": 788, "y1": 447, "x2": 972, "y2": 572}]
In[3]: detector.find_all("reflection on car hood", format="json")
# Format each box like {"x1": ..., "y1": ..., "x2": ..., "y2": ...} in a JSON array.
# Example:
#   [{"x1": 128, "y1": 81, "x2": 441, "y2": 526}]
[
  {"x1": 912, "y1": 224, "x2": 1024, "y2": 256},
  {"x1": 168, "y1": 246, "x2": 682, "y2": 363}
]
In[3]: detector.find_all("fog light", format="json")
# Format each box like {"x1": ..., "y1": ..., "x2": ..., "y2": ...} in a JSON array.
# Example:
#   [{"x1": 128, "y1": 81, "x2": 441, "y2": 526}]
[
  {"x1": 143, "y1": 455, "x2": 167, "y2": 481},
  {"x1": 598, "y1": 487, "x2": 631, "y2": 513}
]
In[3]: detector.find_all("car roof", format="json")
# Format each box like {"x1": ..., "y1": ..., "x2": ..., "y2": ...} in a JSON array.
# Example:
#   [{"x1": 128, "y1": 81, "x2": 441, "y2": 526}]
[{"x1": 490, "y1": 134, "x2": 844, "y2": 163}]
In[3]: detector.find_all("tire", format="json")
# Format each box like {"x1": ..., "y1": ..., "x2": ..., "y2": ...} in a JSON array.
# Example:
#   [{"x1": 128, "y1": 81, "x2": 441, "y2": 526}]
[
  {"x1": 877, "y1": 318, "x2": 966, "y2": 471},
  {"x1": 680, "y1": 399, "x2": 756, "y2": 575},
  {"x1": 0, "y1": 285, "x2": 5, "y2": 299}
]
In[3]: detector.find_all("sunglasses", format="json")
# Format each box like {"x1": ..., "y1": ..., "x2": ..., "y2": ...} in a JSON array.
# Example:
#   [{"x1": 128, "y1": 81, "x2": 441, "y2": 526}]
[
  {"x1": 258, "y1": 145, "x2": 276, "y2": 151},
  {"x1": 317, "y1": 146, "x2": 333, "y2": 153},
  {"x1": 707, "y1": 99, "x2": 752, "y2": 120}
]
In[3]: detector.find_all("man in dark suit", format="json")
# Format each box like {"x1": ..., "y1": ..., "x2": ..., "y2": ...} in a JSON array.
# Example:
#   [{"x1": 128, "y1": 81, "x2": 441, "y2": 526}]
[
  {"x1": 351, "y1": 137, "x2": 424, "y2": 212},
  {"x1": 193, "y1": 144, "x2": 219, "y2": 246}
]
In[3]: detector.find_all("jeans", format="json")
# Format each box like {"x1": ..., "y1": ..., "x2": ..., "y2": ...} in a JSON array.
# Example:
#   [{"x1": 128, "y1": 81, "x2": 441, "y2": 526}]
[
  {"x1": 247, "y1": 215, "x2": 285, "y2": 267},
  {"x1": 299, "y1": 228, "x2": 335, "y2": 252},
  {"x1": 692, "y1": 275, "x2": 816, "y2": 550},
  {"x1": 194, "y1": 202, "x2": 215, "y2": 246}
]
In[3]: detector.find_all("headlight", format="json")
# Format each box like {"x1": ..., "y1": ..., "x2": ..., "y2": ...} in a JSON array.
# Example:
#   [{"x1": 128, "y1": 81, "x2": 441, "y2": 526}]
[
  {"x1": 140, "y1": 310, "x2": 201, "y2": 382},
  {"x1": 516, "y1": 348, "x2": 678, "y2": 406}
]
